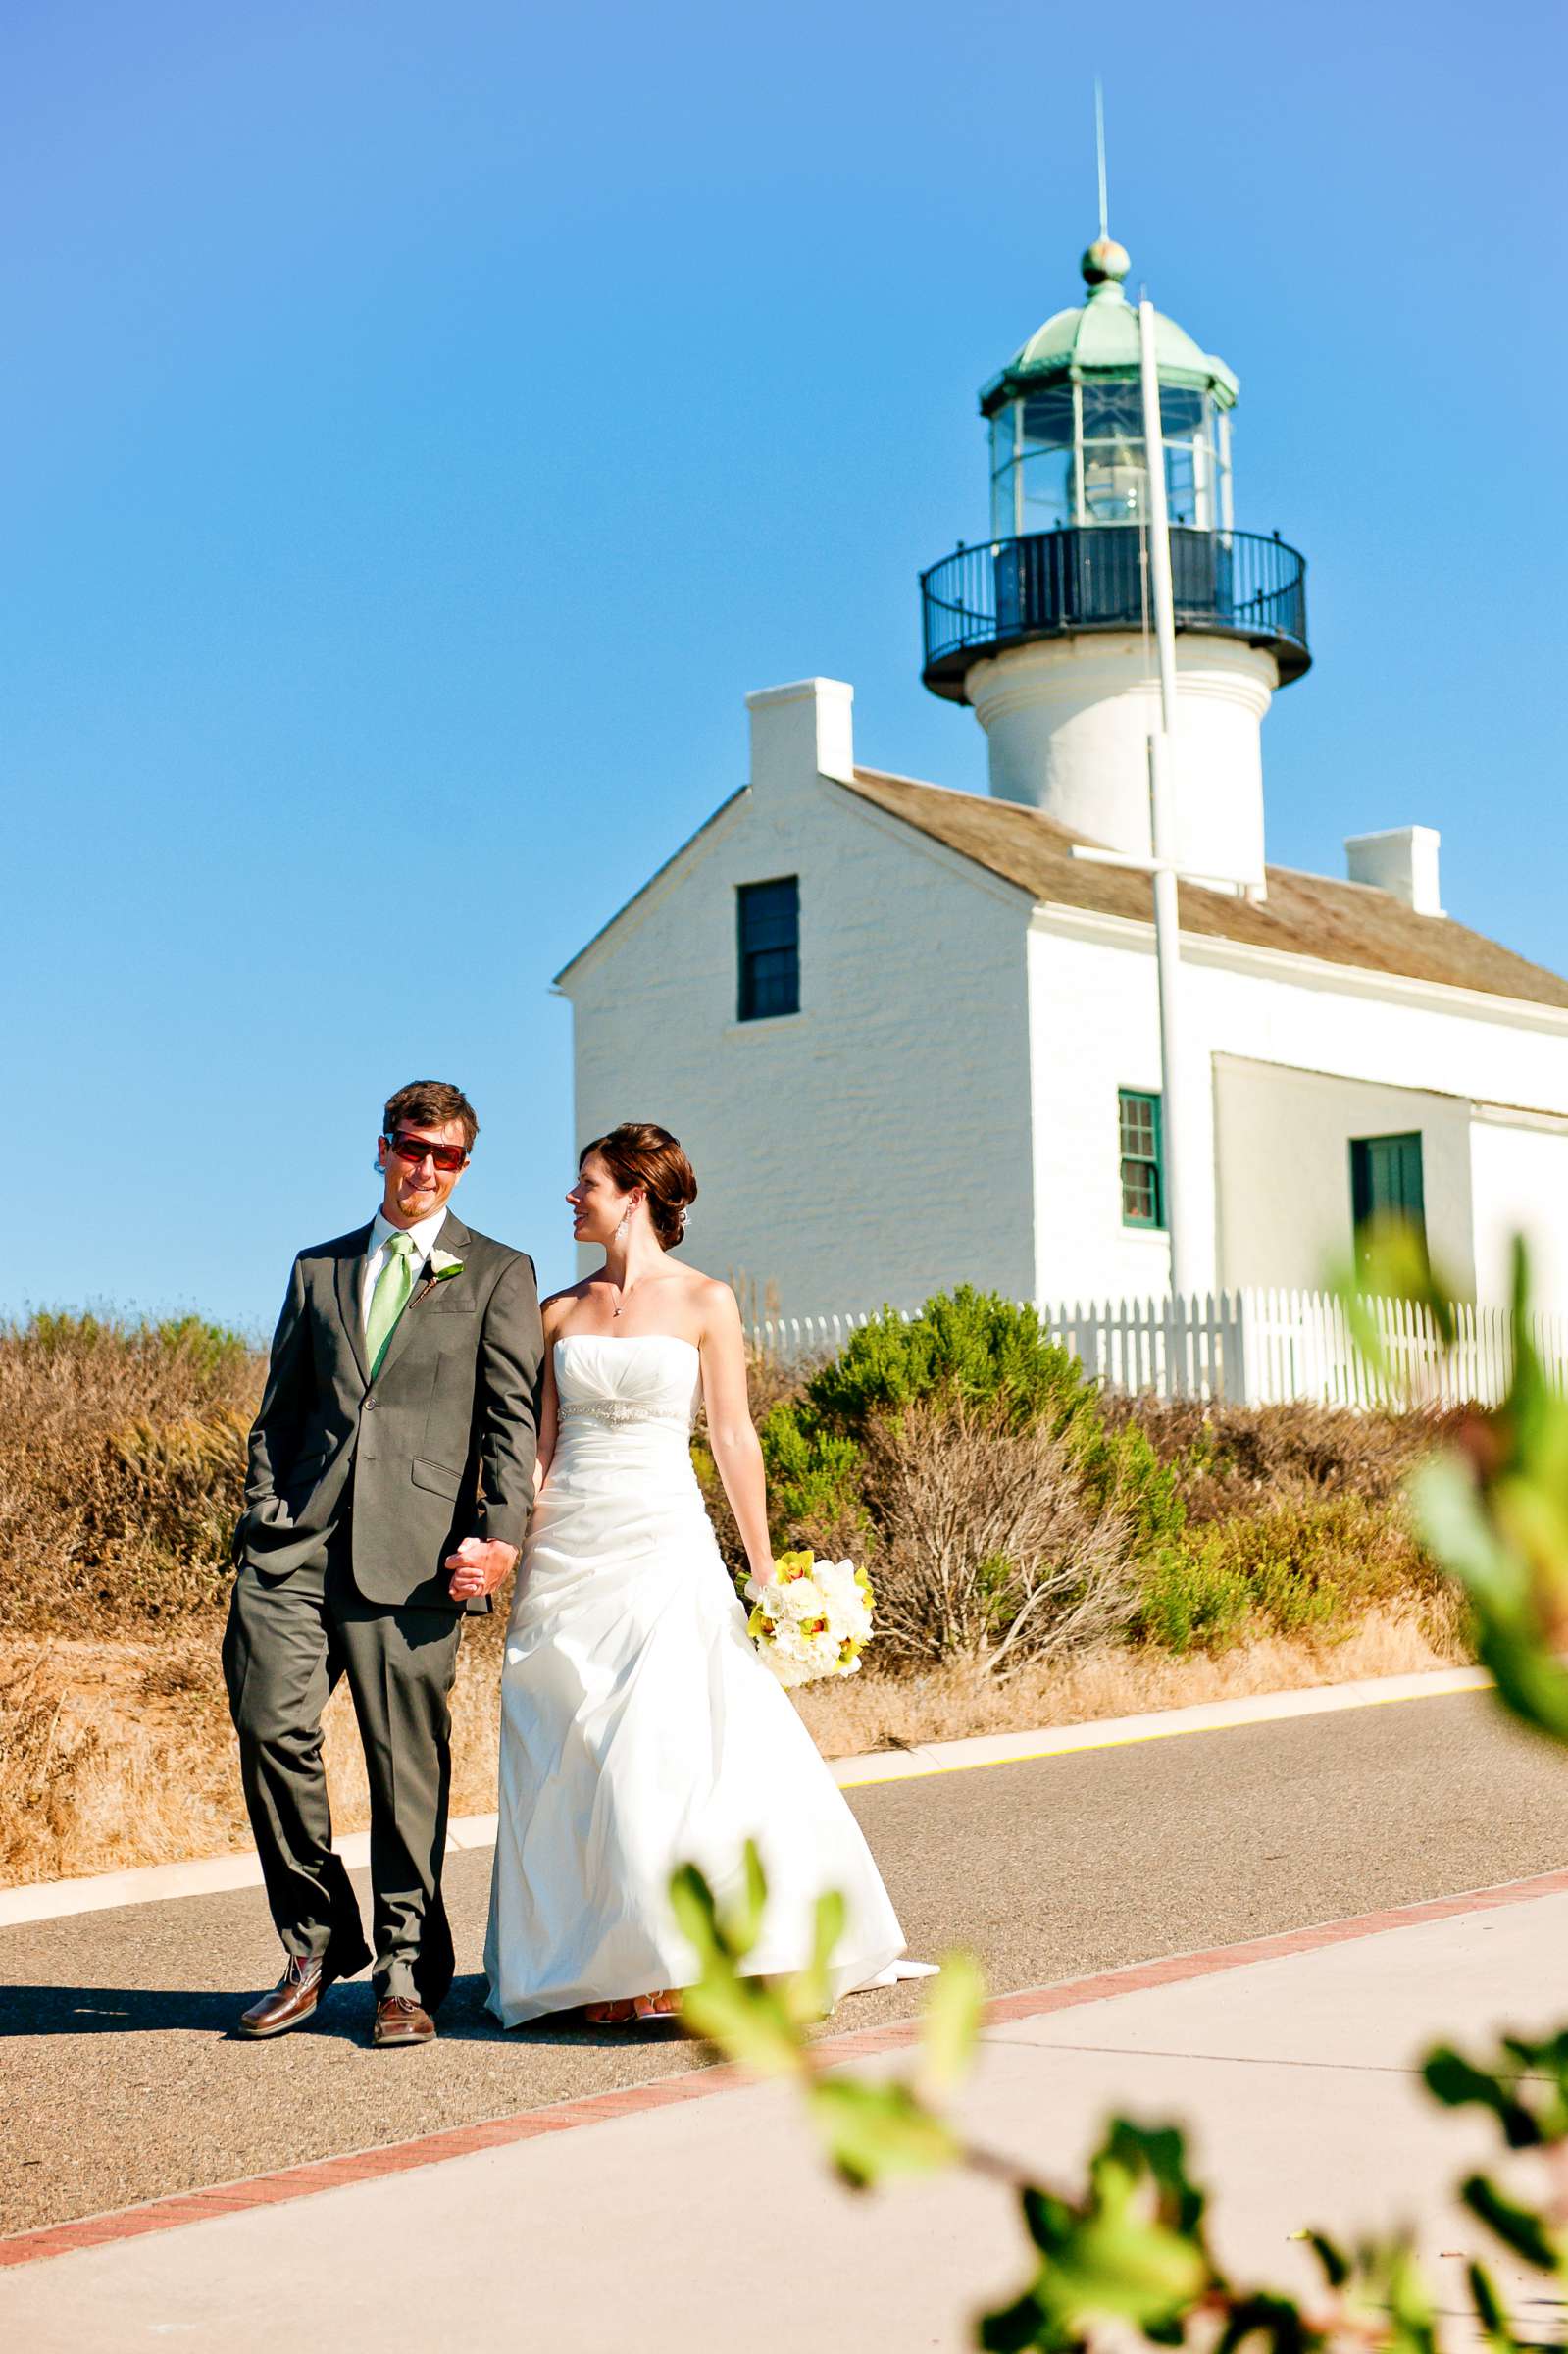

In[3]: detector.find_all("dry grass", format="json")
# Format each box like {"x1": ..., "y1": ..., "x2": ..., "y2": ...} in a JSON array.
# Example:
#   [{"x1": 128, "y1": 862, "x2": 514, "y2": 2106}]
[
  {"x1": 1, "y1": 1639, "x2": 245, "y2": 1883},
  {"x1": 1, "y1": 1600, "x2": 1472, "y2": 1886},
  {"x1": 861, "y1": 1402, "x2": 1136, "y2": 1670},
  {"x1": 0, "y1": 1620, "x2": 511, "y2": 1888},
  {"x1": 791, "y1": 1600, "x2": 1470, "y2": 1759},
  {"x1": 0, "y1": 1313, "x2": 262, "y2": 1634}
]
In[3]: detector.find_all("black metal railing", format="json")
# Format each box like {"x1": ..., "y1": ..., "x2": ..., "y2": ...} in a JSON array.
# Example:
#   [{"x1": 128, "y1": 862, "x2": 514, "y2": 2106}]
[{"x1": 920, "y1": 524, "x2": 1310, "y2": 698}]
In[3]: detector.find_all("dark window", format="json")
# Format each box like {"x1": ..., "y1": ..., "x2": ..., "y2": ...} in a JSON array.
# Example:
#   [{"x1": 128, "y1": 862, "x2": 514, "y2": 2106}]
[
  {"x1": 737, "y1": 878, "x2": 799, "y2": 1022},
  {"x1": 1119, "y1": 1089, "x2": 1165, "y2": 1228},
  {"x1": 1350, "y1": 1132, "x2": 1427, "y2": 1270}
]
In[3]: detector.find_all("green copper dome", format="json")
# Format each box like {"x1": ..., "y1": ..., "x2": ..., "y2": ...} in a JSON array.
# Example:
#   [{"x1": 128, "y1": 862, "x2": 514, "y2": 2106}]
[{"x1": 980, "y1": 239, "x2": 1239, "y2": 416}]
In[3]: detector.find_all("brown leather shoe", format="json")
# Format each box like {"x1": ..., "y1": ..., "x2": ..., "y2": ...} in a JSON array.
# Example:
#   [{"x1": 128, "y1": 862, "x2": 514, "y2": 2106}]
[
  {"x1": 373, "y1": 1995, "x2": 436, "y2": 2049},
  {"x1": 236, "y1": 1954, "x2": 327, "y2": 2039}
]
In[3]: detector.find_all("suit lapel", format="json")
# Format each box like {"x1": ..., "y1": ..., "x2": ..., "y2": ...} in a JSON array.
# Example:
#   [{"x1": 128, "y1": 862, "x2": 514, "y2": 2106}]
[
  {"x1": 335, "y1": 1223, "x2": 376, "y2": 1388},
  {"x1": 371, "y1": 1211, "x2": 473, "y2": 1386}
]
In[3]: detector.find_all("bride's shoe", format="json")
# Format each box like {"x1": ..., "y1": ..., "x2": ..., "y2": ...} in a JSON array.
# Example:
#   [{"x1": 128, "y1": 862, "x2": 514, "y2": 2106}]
[{"x1": 581, "y1": 1991, "x2": 681, "y2": 2024}]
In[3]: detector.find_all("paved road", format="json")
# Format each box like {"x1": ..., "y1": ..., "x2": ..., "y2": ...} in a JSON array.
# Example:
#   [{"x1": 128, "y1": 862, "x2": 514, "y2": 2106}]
[{"x1": 4, "y1": 1690, "x2": 1565, "y2": 2237}]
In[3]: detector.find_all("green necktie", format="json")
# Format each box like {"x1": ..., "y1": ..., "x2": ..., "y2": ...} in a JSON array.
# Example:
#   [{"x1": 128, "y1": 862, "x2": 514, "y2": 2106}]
[{"x1": 366, "y1": 1230, "x2": 418, "y2": 1378}]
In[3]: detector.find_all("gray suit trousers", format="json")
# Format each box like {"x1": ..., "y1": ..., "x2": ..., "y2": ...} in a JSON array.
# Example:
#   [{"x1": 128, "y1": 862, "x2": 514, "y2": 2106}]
[{"x1": 223, "y1": 1535, "x2": 464, "y2": 2007}]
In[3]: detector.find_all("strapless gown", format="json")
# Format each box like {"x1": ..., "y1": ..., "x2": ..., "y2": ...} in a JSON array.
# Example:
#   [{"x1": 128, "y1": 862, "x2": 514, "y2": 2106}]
[{"x1": 483, "y1": 1334, "x2": 926, "y2": 2025}]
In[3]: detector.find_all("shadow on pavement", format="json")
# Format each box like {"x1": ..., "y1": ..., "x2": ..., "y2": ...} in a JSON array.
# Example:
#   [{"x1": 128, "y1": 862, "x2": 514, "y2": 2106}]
[
  {"x1": 438, "y1": 1971, "x2": 689, "y2": 2050},
  {"x1": 0, "y1": 1982, "x2": 355, "y2": 2039},
  {"x1": 0, "y1": 1971, "x2": 690, "y2": 2054}
]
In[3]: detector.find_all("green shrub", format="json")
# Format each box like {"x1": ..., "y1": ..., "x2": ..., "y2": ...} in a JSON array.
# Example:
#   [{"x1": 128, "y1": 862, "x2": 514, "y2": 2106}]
[
  {"x1": 1135, "y1": 1493, "x2": 1438, "y2": 1655},
  {"x1": 761, "y1": 1288, "x2": 1184, "y2": 1566},
  {"x1": 803, "y1": 1289, "x2": 1095, "y2": 1438},
  {"x1": 757, "y1": 1409, "x2": 868, "y2": 1559}
]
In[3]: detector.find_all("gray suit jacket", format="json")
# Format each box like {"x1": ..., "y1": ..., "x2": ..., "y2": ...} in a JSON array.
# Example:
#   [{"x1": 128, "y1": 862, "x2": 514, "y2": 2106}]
[{"x1": 234, "y1": 1211, "x2": 544, "y2": 1611}]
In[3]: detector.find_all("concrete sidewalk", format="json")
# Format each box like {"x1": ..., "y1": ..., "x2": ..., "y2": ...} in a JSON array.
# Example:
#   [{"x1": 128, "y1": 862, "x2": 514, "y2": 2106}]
[{"x1": 5, "y1": 1878, "x2": 1567, "y2": 2351}]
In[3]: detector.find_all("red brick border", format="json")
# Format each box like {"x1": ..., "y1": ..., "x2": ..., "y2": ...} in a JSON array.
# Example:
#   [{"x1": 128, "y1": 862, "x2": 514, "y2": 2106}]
[{"x1": 8, "y1": 1864, "x2": 1568, "y2": 2273}]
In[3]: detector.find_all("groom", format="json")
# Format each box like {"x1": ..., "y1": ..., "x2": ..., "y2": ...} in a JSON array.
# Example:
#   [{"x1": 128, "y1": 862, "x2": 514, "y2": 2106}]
[{"x1": 224, "y1": 1079, "x2": 543, "y2": 2048}]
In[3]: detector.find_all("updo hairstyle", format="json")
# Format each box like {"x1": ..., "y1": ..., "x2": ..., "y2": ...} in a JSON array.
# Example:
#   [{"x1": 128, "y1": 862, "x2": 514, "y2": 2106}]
[{"x1": 582, "y1": 1122, "x2": 697, "y2": 1250}]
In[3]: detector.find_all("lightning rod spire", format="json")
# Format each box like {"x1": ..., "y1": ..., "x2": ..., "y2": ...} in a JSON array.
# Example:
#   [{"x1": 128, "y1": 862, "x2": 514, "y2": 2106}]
[{"x1": 1094, "y1": 77, "x2": 1108, "y2": 240}]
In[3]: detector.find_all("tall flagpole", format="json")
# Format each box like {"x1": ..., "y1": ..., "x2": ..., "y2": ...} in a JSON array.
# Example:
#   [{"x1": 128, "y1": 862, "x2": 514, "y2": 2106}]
[
  {"x1": 1067, "y1": 95, "x2": 1214, "y2": 1298},
  {"x1": 1137, "y1": 293, "x2": 1202, "y2": 1299}
]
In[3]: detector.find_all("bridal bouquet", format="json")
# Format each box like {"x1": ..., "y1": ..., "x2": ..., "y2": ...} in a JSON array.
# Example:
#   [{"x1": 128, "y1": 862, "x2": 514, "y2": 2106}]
[{"x1": 745, "y1": 1551, "x2": 875, "y2": 1689}]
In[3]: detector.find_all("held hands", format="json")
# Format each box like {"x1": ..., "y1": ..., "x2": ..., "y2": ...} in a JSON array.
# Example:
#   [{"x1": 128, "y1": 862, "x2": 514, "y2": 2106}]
[{"x1": 445, "y1": 1535, "x2": 520, "y2": 1601}]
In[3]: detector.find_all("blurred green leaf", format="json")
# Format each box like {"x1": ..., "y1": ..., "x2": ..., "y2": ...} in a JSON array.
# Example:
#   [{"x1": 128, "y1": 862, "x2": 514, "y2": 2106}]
[
  {"x1": 1053, "y1": 2210, "x2": 1209, "y2": 2326},
  {"x1": 1295, "y1": 2227, "x2": 1348, "y2": 2288},
  {"x1": 1462, "y1": 2173, "x2": 1564, "y2": 2271},
  {"x1": 680, "y1": 1968, "x2": 802, "y2": 2078},
  {"x1": 1397, "y1": 1236, "x2": 1568, "y2": 1756},
  {"x1": 997, "y1": 2137, "x2": 1214, "y2": 2346},
  {"x1": 1423, "y1": 2046, "x2": 1544, "y2": 2147},
  {"x1": 1425, "y1": 2029, "x2": 1568, "y2": 2152},
  {"x1": 1212, "y1": 2289, "x2": 1314, "y2": 2354},
  {"x1": 668, "y1": 1862, "x2": 720, "y2": 1955},
  {"x1": 1468, "y1": 2258, "x2": 1523, "y2": 2352},
  {"x1": 670, "y1": 1855, "x2": 804, "y2": 2079},
  {"x1": 724, "y1": 1837, "x2": 768, "y2": 1959},
  {"x1": 977, "y1": 2290, "x2": 1055, "y2": 2353},
  {"x1": 1102, "y1": 2120, "x2": 1208, "y2": 2240},
  {"x1": 918, "y1": 1950, "x2": 985, "y2": 2100},
  {"x1": 1382, "y1": 2242, "x2": 1440, "y2": 2354},
  {"x1": 806, "y1": 2075, "x2": 959, "y2": 2189}
]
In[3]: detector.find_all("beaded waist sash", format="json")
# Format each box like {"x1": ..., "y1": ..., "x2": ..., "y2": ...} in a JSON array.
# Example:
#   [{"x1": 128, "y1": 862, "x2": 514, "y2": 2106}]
[{"x1": 557, "y1": 1398, "x2": 692, "y2": 1432}]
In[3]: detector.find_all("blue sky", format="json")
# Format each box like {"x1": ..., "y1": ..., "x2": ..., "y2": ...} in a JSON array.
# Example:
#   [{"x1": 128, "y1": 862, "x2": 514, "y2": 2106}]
[{"x1": 6, "y1": 0, "x2": 1564, "y2": 1330}]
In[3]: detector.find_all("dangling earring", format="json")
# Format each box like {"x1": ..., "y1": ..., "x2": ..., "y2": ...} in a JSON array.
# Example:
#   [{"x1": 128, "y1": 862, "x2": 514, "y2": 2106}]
[{"x1": 614, "y1": 1206, "x2": 632, "y2": 1244}]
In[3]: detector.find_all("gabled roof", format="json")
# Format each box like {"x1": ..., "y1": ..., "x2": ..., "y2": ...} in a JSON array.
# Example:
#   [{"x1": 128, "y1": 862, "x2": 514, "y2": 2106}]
[
  {"x1": 554, "y1": 787, "x2": 746, "y2": 987},
  {"x1": 841, "y1": 767, "x2": 1568, "y2": 1012}
]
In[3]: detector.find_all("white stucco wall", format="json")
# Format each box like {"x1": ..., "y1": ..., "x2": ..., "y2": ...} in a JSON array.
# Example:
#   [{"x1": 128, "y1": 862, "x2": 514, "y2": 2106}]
[
  {"x1": 1026, "y1": 915, "x2": 1175, "y2": 1302},
  {"x1": 1212, "y1": 1056, "x2": 1474, "y2": 1295},
  {"x1": 561, "y1": 683, "x2": 1038, "y2": 1319},
  {"x1": 1029, "y1": 908, "x2": 1568, "y2": 1306},
  {"x1": 1468, "y1": 1110, "x2": 1568, "y2": 1307}
]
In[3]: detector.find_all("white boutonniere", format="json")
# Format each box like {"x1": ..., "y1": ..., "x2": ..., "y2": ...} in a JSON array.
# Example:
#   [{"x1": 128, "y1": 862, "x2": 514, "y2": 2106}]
[{"x1": 412, "y1": 1248, "x2": 465, "y2": 1305}]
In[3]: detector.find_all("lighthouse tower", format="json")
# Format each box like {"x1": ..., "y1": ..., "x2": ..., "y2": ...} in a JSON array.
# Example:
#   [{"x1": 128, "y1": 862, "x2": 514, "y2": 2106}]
[{"x1": 919, "y1": 236, "x2": 1310, "y2": 896}]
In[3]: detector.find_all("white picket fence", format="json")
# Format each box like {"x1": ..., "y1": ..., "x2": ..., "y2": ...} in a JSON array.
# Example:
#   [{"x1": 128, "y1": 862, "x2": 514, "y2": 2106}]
[{"x1": 745, "y1": 1289, "x2": 1568, "y2": 1409}]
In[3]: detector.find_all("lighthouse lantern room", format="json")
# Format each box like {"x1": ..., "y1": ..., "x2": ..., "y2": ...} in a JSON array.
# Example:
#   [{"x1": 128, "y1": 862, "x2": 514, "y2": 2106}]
[{"x1": 920, "y1": 235, "x2": 1310, "y2": 896}]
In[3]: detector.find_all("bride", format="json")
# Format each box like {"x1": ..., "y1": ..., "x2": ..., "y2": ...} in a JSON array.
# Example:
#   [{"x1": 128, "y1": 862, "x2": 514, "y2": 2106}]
[{"x1": 472, "y1": 1120, "x2": 923, "y2": 2026}]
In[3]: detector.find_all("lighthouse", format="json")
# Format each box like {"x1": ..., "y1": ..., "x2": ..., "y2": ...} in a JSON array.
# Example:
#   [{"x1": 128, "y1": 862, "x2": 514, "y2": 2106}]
[
  {"x1": 557, "y1": 223, "x2": 1568, "y2": 1332},
  {"x1": 919, "y1": 236, "x2": 1310, "y2": 896}
]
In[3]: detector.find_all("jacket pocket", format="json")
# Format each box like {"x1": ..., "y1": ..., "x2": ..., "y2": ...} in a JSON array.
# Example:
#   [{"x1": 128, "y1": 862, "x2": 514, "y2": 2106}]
[{"x1": 411, "y1": 1457, "x2": 464, "y2": 1499}]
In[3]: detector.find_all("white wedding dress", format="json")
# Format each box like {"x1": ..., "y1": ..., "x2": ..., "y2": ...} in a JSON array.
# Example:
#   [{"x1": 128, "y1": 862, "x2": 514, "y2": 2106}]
[{"x1": 484, "y1": 1334, "x2": 927, "y2": 2026}]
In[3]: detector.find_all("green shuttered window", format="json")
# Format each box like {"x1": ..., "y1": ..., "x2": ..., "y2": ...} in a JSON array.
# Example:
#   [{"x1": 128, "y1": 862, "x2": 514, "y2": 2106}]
[
  {"x1": 1119, "y1": 1089, "x2": 1165, "y2": 1229},
  {"x1": 1349, "y1": 1132, "x2": 1427, "y2": 1268}
]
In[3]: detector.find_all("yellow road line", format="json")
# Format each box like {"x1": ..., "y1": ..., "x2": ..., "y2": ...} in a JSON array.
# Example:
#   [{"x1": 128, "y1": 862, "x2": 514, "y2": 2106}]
[{"x1": 832, "y1": 1669, "x2": 1490, "y2": 1791}]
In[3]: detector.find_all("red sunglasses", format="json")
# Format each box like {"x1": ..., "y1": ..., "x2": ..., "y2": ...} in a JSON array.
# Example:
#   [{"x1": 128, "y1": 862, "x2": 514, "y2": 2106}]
[{"x1": 383, "y1": 1131, "x2": 468, "y2": 1173}]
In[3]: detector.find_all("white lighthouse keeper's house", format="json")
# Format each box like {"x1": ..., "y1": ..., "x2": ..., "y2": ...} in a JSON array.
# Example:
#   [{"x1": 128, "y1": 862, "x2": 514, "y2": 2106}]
[{"x1": 556, "y1": 236, "x2": 1568, "y2": 1323}]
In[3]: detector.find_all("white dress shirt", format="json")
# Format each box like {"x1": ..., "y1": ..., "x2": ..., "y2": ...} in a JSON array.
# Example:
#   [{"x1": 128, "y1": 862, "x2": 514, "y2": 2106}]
[{"x1": 361, "y1": 1204, "x2": 450, "y2": 1332}]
